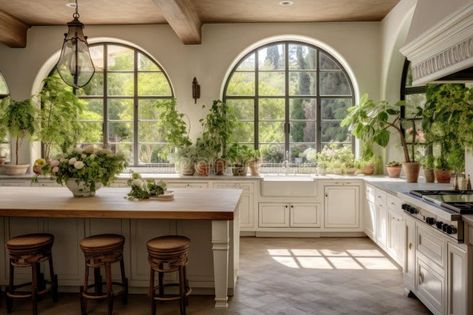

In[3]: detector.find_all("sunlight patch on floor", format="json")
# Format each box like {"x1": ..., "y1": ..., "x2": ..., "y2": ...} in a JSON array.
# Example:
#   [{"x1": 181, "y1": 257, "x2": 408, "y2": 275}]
[{"x1": 267, "y1": 248, "x2": 399, "y2": 270}]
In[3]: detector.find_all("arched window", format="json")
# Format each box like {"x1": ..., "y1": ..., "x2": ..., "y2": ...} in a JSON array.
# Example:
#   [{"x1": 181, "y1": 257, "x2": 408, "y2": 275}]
[
  {"x1": 54, "y1": 43, "x2": 174, "y2": 166},
  {"x1": 400, "y1": 59, "x2": 426, "y2": 108},
  {"x1": 0, "y1": 72, "x2": 10, "y2": 162},
  {"x1": 223, "y1": 41, "x2": 355, "y2": 164}
]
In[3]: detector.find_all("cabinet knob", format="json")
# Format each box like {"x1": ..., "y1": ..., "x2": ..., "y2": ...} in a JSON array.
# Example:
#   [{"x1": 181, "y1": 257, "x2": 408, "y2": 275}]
[
  {"x1": 285, "y1": 205, "x2": 288, "y2": 208},
  {"x1": 325, "y1": 194, "x2": 328, "y2": 198},
  {"x1": 408, "y1": 243, "x2": 412, "y2": 250},
  {"x1": 290, "y1": 205, "x2": 294, "y2": 208},
  {"x1": 419, "y1": 271, "x2": 424, "y2": 284}
]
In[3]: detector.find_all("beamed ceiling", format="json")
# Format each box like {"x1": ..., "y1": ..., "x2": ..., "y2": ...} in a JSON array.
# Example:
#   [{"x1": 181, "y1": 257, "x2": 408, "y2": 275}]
[{"x1": 0, "y1": 0, "x2": 399, "y2": 47}]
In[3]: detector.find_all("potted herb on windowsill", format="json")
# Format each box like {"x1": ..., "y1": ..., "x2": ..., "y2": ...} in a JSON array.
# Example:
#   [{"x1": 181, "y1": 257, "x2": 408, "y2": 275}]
[
  {"x1": 227, "y1": 143, "x2": 251, "y2": 176},
  {"x1": 341, "y1": 94, "x2": 421, "y2": 182},
  {"x1": 434, "y1": 157, "x2": 451, "y2": 184},
  {"x1": 195, "y1": 137, "x2": 218, "y2": 176},
  {"x1": 199, "y1": 100, "x2": 238, "y2": 175},
  {"x1": 420, "y1": 154, "x2": 435, "y2": 183},
  {"x1": 175, "y1": 145, "x2": 197, "y2": 176},
  {"x1": 248, "y1": 148, "x2": 261, "y2": 176},
  {"x1": 0, "y1": 97, "x2": 37, "y2": 175},
  {"x1": 386, "y1": 161, "x2": 402, "y2": 178}
]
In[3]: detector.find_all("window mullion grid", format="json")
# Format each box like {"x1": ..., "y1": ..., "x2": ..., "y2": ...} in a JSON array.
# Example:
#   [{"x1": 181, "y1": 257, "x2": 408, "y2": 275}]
[
  {"x1": 133, "y1": 50, "x2": 139, "y2": 166},
  {"x1": 254, "y1": 51, "x2": 259, "y2": 150},
  {"x1": 103, "y1": 44, "x2": 109, "y2": 148},
  {"x1": 284, "y1": 43, "x2": 290, "y2": 158},
  {"x1": 316, "y1": 49, "x2": 322, "y2": 152}
]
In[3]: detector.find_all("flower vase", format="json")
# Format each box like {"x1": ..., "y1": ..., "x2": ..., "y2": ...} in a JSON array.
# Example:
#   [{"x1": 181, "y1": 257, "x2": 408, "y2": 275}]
[{"x1": 65, "y1": 179, "x2": 102, "y2": 197}]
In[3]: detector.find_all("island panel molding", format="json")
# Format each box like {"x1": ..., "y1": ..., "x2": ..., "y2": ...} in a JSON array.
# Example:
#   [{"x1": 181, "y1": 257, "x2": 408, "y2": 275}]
[{"x1": 0, "y1": 187, "x2": 241, "y2": 220}]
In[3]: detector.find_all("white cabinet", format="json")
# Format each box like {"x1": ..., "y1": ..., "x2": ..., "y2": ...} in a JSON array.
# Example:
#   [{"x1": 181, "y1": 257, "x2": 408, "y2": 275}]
[
  {"x1": 212, "y1": 182, "x2": 255, "y2": 230},
  {"x1": 290, "y1": 203, "x2": 320, "y2": 227},
  {"x1": 166, "y1": 181, "x2": 208, "y2": 189},
  {"x1": 258, "y1": 202, "x2": 319, "y2": 228},
  {"x1": 375, "y1": 189, "x2": 387, "y2": 247},
  {"x1": 387, "y1": 195, "x2": 405, "y2": 266},
  {"x1": 259, "y1": 203, "x2": 289, "y2": 227},
  {"x1": 404, "y1": 215, "x2": 416, "y2": 291},
  {"x1": 365, "y1": 200, "x2": 376, "y2": 239},
  {"x1": 324, "y1": 185, "x2": 360, "y2": 228},
  {"x1": 447, "y1": 243, "x2": 468, "y2": 315},
  {"x1": 416, "y1": 255, "x2": 446, "y2": 315}
]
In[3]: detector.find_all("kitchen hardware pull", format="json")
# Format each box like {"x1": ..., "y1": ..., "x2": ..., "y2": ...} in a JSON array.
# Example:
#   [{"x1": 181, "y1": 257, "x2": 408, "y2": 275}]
[
  {"x1": 325, "y1": 194, "x2": 328, "y2": 198},
  {"x1": 408, "y1": 243, "x2": 412, "y2": 250},
  {"x1": 290, "y1": 205, "x2": 294, "y2": 208},
  {"x1": 419, "y1": 271, "x2": 424, "y2": 284}
]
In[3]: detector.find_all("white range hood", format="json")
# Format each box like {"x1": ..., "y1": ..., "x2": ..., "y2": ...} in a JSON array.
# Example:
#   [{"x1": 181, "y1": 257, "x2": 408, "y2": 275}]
[{"x1": 400, "y1": 0, "x2": 473, "y2": 86}]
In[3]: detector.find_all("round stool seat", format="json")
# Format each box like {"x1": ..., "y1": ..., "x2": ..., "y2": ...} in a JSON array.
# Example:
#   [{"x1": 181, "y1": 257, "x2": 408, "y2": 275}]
[
  {"x1": 147, "y1": 235, "x2": 190, "y2": 255},
  {"x1": 7, "y1": 233, "x2": 54, "y2": 255},
  {"x1": 80, "y1": 234, "x2": 125, "y2": 257}
]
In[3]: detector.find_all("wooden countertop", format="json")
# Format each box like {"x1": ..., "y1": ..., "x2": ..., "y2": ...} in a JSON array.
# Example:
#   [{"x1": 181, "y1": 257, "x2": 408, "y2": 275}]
[{"x1": 0, "y1": 187, "x2": 241, "y2": 220}]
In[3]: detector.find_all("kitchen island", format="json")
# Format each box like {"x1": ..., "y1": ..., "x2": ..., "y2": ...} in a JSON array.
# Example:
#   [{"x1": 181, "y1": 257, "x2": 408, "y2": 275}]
[{"x1": 0, "y1": 187, "x2": 242, "y2": 308}]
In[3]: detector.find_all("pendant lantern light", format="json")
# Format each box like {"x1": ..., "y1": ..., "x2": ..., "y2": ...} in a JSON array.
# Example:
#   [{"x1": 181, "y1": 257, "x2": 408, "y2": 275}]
[{"x1": 56, "y1": 0, "x2": 95, "y2": 88}]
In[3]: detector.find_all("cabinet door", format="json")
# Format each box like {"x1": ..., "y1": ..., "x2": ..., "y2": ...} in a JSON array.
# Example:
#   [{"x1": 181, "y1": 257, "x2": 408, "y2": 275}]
[
  {"x1": 324, "y1": 185, "x2": 360, "y2": 228},
  {"x1": 259, "y1": 203, "x2": 289, "y2": 228},
  {"x1": 212, "y1": 182, "x2": 255, "y2": 229},
  {"x1": 166, "y1": 181, "x2": 208, "y2": 189},
  {"x1": 404, "y1": 217, "x2": 416, "y2": 291},
  {"x1": 447, "y1": 243, "x2": 468, "y2": 315},
  {"x1": 416, "y1": 256, "x2": 445, "y2": 315},
  {"x1": 290, "y1": 203, "x2": 320, "y2": 227},
  {"x1": 376, "y1": 203, "x2": 387, "y2": 247},
  {"x1": 365, "y1": 200, "x2": 376, "y2": 239}
]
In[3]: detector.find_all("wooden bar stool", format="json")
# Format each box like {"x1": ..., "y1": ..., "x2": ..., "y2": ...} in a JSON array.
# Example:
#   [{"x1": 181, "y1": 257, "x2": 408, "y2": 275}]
[
  {"x1": 79, "y1": 234, "x2": 128, "y2": 315},
  {"x1": 147, "y1": 235, "x2": 192, "y2": 315},
  {"x1": 5, "y1": 233, "x2": 58, "y2": 315}
]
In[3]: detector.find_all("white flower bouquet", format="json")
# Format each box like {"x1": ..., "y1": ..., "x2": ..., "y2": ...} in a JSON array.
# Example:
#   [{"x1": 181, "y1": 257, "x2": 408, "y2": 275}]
[{"x1": 35, "y1": 145, "x2": 127, "y2": 197}]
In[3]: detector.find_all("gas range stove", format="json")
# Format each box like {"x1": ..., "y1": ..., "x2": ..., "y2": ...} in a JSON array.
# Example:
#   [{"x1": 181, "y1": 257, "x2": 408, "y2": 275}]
[
  {"x1": 410, "y1": 190, "x2": 473, "y2": 214},
  {"x1": 400, "y1": 190, "x2": 473, "y2": 242}
]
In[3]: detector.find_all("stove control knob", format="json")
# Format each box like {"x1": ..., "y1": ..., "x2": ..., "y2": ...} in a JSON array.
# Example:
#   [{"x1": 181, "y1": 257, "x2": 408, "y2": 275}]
[
  {"x1": 426, "y1": 217, "x2": 436, "y2": 225},
  {"x1": 436, "y1": 221, "x2": 444, "y2": 229},
  {"x1": 410, "y1": 206, "x2": 419, "y2": 214},
  {"x1": 442, "y1": 223, "x2": 449, "y2": 232},
  {"x1": 402, "y1": 204, "x2": 410, "y2": 211},
  {"x1": 446, "y1": 225, "x2": 458, "y2": 235}
]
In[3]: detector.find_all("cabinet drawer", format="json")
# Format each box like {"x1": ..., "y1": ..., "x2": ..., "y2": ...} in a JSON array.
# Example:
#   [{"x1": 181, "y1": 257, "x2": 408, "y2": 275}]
[
  {"x1": 212, "y1": 182, "x2": 252, "y2": 194},
  {"x1": 417, "y1": 225, "x2": 446, "y2": 269},
  {"x1": 416, "y1": 256, "x2": 445, "y2": 315},
  {"x1": 386, "y1": 194, "x2": 402, "y2": 213},
  {"x1": 374, "y1": 188, "x2": 386, "y2": 207},
  {"x1": 366, "y1": 185, "x2": 376, "y2": 203},
  {"x1": 165, "y1": 181, "x2": 208, "y2": 189},
  {"x1": 259, "y1": 203, "x2": 289, "y2": 228}
]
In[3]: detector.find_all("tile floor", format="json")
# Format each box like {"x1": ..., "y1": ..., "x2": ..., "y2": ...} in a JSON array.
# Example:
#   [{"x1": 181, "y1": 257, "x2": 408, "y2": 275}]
[{"x1": 2, "y1": 237, "x2": 431, "y2": 315}]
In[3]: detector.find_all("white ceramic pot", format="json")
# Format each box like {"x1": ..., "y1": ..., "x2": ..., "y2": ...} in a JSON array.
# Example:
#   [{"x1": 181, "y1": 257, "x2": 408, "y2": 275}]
[
  {"x1": 2, "y1": 164, "x2": 30, "y2": 176},
  {"x1": 65, "y1": 179, "x2": 102, "y2": 197}
]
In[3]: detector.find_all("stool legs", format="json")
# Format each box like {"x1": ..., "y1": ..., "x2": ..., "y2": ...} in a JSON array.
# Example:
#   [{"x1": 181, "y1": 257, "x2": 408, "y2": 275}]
[
  {"x1": 6, "y1": 260, "x2": 14, "y2": 313},
  {"x1": 32, "y1": 263, "x2": 38, "y2": 315},
  {"x1": 48, "y1": 254, "x2": 58, "y2": 302},
  {"x1": 94, "y1": 268, "x2": 102, "y2": 295},
  {"x1": 120, "y1": 258, "x2": 128, "y2": 305},
  {"x1": 149, "y1": 268, "x2": 156, "y2": 315},
  {"x1": 178, "y1": 266, "x2": 186, "y2": 315}
]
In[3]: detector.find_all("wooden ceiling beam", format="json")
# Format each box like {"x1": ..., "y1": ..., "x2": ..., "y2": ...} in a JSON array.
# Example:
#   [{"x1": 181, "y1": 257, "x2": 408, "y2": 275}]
[
  {"x1": 0, "y1": 10, "x2": 28, "y2": 48},
  {"x1": 152, "y1": 0, "x2": 201, "y2": 45}
]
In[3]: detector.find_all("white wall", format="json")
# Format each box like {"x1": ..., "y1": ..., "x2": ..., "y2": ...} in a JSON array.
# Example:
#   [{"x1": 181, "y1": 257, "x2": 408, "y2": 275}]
[
  {"x1": 379, "y1": 0, "x2": 417, "y2": 165},
  {"x1": 0, "y1": 22, "x2": 380, "y2": 165}
]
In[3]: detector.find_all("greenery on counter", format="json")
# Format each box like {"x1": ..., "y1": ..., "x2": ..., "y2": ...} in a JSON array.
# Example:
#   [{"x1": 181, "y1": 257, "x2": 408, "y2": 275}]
[{"x1": 126, "y1": 171, "x2": 167, "y2": 200}]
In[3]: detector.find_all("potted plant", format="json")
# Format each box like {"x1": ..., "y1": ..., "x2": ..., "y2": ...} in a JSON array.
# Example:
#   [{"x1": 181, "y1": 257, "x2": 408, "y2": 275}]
[
  {"x1": 420, "y1": 154, "x2": 435, "y2": 183},
  {"x1": 0, "y1": 148, "x2": 6, "y2": 165},
  {"x1": 199, "y1": 100, "x2": 238, "y2": 175},
  {"x1": 195, "y1": 137, "x2": 218, "y2": 176},
  {"x1": 175, "y1": 145, "x2": 197, "y2": 176},
  {"x1": 156, "y1": 99, "x2": 193, "y2": 175},
  {"x1": 227, "y1": 143, "x2": 251, "y2": 176},
  {"x1": 35, "y1": 145, "x2": 127, "y2": 197},
  {"x1": 0, "y1": 97, "x2": 37, "y2": 175},
  {"x1": 434, "y1": 156, "x2": 451, "y2": 184},
  {"x1": 248, "y1": 148, "x2": 261, "y2": 176},
  {"x1": 386, "y1": 161, "x2": 402, "y2": 178},
  {"x1": 338, "y1": 146, "x2": 356, "y2": 175},
  {"x1": 37, "y1": 74, "x2": 84, "y2": 160},
  {"x1": 342, "y1": 94, "x2": 421, "y2": 182}
]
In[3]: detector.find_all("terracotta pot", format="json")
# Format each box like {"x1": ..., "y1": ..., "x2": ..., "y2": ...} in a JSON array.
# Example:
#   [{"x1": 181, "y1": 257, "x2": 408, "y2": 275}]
[
  {"x1": 386, "y1": 166, "x2": 402, "y2": 178},
  {"x1": 362, "y1": 164, "x2": 375, "y2": 176},
  {"x1": 435, "y1": 168, "x2": 451, "y2": 183},
  {"x1": 232, "y1": 164, "x2": 247, "y2": 176},
  {"x1": 0, "y1": 157, "x2": 5, "y2": 165},
  {"x1": 345, "y1": 167, "x2": 357, "y2": 175},
  {"x1": 402, "y1": 162, "x2": 420, "y2": 183},
  {"x1": 2, "y1": 164, "x2": 30, "y2": 176},
  {"x1": 214, "y1": 158, "x2": 227, "y2": 176},
  {"x1": 195, "y1": 161, "x2": 209, "y2": 176},
  {"x1": 248, "y1": 160, "x2": 260, "y2": 176},
  {"x1": 424, "y1": 168, "x2": 435, "y2": 183}
]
